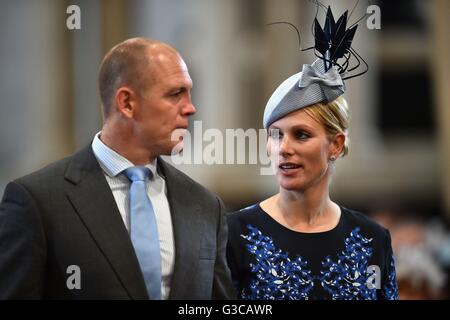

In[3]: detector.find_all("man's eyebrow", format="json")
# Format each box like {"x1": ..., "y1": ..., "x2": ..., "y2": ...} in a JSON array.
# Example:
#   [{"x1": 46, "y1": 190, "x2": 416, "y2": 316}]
[
  {"x1": 171, "y1": 80, "x2": 193, "y2": 89},
  {"x1": 168, "y1": 86, "x2": 188, "y2": 93}
]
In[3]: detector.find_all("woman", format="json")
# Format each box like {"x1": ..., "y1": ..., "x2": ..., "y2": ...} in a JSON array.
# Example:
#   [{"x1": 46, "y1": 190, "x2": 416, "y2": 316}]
[{"x1": 226, "y1": 7, "x2": 399, "y2": 300}]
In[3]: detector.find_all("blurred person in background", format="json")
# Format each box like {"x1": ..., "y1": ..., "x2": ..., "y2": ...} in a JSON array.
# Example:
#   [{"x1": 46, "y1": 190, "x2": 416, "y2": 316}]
[{"x1": 372, "y1": 209, "x2": 450, "y2": 299}]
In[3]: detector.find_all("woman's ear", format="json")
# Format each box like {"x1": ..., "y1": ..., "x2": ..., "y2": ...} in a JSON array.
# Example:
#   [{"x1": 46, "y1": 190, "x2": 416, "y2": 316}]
[{"x1": 329, "y1": 132, "x2": 345, "y2": 158}]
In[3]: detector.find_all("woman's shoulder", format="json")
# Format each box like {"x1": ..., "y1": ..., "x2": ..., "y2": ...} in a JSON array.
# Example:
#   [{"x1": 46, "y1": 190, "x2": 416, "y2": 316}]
[
  {"x1": 226, "y1": 203, "x2": 271, "y2": 231},
  {"x1": 226, "y1": 204, "x2": 266, "y2": 242},
  {"x1": 341, "y1": 206, "x2": 391, "y2": 240},
  {"x1": 227, "y1": 203, "x2": 261, "y2": 222}
]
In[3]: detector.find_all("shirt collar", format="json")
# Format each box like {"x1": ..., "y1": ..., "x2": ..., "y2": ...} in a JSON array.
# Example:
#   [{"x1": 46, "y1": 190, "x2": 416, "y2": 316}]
[{"x1": 91, "y1": 131, "x2": 158, "y2": 178}]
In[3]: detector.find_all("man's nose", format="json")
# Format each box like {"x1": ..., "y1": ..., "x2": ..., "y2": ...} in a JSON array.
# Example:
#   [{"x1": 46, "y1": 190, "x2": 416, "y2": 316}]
[{"x1": 183, "y1": 100, "x2": 196, "y2": 116}]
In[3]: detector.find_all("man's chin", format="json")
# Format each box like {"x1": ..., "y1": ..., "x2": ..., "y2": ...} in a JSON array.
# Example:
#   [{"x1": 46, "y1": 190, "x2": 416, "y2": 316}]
[
  {"x1": 169, "y1": 141, "x2": 184, "y2": 156},
  {"x1": 169, "y1": 129, "x2": 188, "y2": 155}
]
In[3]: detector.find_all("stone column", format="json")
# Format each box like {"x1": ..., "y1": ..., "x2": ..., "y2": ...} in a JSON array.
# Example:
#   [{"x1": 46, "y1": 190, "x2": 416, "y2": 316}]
[
  {"x1": 431, "y1": 0, "x2": 450, "y2": 220},
  {"x1": 72, "y1": 0, "x2": 103, "y2": 148},
  {"x1": 0, "y1": 0, "x2": 73, "y2": 193}
]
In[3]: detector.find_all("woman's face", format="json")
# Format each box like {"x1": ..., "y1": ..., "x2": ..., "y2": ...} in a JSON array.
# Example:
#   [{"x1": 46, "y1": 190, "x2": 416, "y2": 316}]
[{"x1": 267, "y1": 108, "x2": 342, "y2": 192}]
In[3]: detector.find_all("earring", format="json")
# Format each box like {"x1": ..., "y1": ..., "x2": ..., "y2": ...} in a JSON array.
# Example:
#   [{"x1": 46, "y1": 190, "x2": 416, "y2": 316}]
[{"x1": 329, "y1": 155, "x2": 336, "y2": 162}]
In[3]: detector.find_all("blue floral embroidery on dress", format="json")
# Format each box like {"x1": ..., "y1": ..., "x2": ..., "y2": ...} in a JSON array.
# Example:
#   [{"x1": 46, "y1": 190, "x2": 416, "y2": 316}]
[
  {"x1": 382, "y1": 254, "x2": 399, "y2": 300},
  {"x1": 319, "y1": 227, "x2": 376, "y2": 299},
  {"x1": 241, "y1": 225, "x2": 396, "y2": 300},
  {"x1": 240, "y1": 225, "x2": 314, "y2": 300}
]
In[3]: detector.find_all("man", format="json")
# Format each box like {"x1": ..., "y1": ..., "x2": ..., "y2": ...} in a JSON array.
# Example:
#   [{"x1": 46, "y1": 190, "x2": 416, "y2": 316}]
[{"x1": 0, "y1": 38, "x2": 235, "y2": 299}]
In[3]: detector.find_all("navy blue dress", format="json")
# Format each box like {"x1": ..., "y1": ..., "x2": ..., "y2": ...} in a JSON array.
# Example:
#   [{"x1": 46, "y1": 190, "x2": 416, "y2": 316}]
[{"x1": 226, "y1": 204, "x2": 398, "y2": 300}]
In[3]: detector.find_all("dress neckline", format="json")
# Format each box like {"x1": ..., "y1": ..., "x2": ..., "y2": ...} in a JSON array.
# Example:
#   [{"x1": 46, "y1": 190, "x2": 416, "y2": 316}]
[{"x1": 256, "y1": 203, "x2": 345, "y2": 236}]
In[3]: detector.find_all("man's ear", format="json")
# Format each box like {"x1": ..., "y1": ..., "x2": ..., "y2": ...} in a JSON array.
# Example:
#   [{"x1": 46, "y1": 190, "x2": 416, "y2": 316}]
[
  {"x1": 330, "y1": 133, "x2": 345, "y2": 158},
  {"x1": 114, "y1": 86, "x2": 136, "y2": 118}
]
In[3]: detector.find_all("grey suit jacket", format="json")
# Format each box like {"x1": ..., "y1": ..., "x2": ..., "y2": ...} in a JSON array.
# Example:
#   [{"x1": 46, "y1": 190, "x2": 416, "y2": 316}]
[{"x1": 0, "y1": 145, "x2": 235, "y2": 299}]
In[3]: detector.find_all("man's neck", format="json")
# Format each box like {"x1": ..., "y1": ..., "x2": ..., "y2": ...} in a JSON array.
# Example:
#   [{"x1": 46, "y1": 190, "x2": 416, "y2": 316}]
[{"x1": 99, "y1": 127, "x2": 155, "y2": 165}]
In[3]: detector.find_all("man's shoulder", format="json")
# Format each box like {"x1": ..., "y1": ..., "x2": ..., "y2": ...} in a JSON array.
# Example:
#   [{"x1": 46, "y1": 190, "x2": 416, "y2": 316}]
[{"x1": 158, "y1": 158, "x2": 220, "y2": 202}]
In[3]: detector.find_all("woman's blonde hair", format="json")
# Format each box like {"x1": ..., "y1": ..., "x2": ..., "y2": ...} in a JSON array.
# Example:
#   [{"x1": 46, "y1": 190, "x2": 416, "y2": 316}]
[{"x1": 303, "y1": 96, "x2": 350, "y2": 157}]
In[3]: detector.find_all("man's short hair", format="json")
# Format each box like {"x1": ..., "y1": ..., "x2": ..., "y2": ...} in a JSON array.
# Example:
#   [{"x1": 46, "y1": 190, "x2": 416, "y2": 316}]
[{"x1": 98, "y1": 38, "x2": 156, "y2": 117}]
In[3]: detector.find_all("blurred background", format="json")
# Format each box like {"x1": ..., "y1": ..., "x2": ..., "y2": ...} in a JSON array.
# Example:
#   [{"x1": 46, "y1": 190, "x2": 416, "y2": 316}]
[{"x1": 0, "y1": 0, "x2": 449, "y2": 299}]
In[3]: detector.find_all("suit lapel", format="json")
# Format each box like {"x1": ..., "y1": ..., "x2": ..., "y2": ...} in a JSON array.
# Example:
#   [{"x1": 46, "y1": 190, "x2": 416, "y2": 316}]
[
  {"x1": 158, "y1": 159, "x2": 203, "y2": 300},
  {"x1": 64, "y1": 146, "x2": 149, "y2": 299}
]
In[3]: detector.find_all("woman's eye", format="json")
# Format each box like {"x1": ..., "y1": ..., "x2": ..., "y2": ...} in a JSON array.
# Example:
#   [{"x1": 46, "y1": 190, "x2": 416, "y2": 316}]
[{"x1": 295, "y1": 131, "x2": 309, "y2": 140}]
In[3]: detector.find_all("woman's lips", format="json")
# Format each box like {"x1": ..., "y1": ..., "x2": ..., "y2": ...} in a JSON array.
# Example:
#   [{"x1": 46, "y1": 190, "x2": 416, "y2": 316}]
[{"x1": 278, "y1": 162, "x2": 303, "y2": 175}]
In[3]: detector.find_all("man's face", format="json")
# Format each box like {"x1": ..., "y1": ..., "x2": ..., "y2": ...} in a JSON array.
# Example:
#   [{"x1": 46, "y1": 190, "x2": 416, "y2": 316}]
[{"x1": 133, "y1": 50, "x2": 196, "y2": 157}]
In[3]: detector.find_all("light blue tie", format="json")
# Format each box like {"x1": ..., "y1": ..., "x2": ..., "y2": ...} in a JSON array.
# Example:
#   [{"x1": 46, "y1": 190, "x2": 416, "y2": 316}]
[{"x1": 124, "y1": 166, "x2": 162, "y2": 300}]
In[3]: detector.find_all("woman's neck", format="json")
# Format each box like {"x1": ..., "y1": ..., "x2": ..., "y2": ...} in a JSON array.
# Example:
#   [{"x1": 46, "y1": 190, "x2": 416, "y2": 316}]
[
  {"x1": 279, "y1": 192, "x2": 335, "y2": 226},
  {"x1": 261, "y1": 182, "x2": 340, "y2": 232}
]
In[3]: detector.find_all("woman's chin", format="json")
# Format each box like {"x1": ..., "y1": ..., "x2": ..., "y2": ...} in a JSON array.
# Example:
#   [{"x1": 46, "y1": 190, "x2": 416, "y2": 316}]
[{"x1": 278, "y1": 178, "x2": 306, "y2": 192}]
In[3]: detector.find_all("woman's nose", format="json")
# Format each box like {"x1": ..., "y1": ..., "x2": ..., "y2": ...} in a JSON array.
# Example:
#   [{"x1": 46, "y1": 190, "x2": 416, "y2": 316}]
[{"x1": 279, "y1": 136, "x2": 294, "y2": 156}]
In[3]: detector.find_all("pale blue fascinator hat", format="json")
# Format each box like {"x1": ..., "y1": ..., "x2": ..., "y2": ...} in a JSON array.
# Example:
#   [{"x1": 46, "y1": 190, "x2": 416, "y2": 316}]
[{"x1": 263, "y1": 6, "x2": 368, "y2": 129}]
